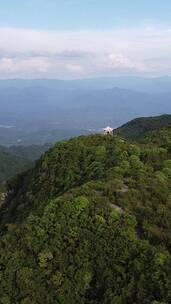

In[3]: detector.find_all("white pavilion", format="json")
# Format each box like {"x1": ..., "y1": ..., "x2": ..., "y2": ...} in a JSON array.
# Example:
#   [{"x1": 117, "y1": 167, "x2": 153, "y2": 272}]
[{"x1": 103, "y1": 126, "x2": 114, "y2": 135}]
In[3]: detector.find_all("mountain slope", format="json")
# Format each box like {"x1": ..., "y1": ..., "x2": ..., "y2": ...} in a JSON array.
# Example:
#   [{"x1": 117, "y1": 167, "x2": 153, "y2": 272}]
[
  {"x1": 0, "y1": 144, "x2": 50, "y2": 182},
  {"x1": 0, "y1": 129, "x2": 171, "y2": 302},
  {"x1": 116, "y1": 114, "x2": 171, "y2": 140},
  {"x1": 0, "y1": 150, "x2": 29, "y2": 183}
]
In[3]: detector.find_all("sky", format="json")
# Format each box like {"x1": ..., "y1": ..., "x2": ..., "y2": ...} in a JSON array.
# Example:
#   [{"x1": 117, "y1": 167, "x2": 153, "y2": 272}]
[{"x1": 0, "y1": 0, "x2": 170, "y2": 78}]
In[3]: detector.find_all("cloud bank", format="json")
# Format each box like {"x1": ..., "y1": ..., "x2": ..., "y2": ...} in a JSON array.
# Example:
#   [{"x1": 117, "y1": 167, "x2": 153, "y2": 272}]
[{"x1": 0, "y1": 25, "x2": 170, "y2": 78}]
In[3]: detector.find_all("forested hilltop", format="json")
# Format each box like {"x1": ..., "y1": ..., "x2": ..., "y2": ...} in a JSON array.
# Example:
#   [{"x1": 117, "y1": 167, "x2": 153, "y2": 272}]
[
  {"x1": 0, "y1": 118, "x2": 171, "y2": 303},
  {"x1": 116, "y1": 114, "x2": 171, "y2": 140}
]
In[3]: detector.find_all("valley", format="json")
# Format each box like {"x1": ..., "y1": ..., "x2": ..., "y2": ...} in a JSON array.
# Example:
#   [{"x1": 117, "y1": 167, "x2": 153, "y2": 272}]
[{"x1": 0, "y1": 77, "x2": 171, "y2": 146}]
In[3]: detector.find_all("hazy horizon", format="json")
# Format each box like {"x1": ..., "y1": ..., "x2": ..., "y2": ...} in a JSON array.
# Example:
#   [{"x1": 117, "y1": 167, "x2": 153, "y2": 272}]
[{"x1": 0, "y1": 75, "x2": 171, "y2": 81}]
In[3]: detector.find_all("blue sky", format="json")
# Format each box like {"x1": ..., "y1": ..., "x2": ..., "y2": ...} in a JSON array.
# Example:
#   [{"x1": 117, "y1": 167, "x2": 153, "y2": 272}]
[
  {"x1": 0, "y1": 0, "x2": 170, "y2": 30},
  {"x1": 0, "y1": 0, "x2": 170, "y2": 78}
]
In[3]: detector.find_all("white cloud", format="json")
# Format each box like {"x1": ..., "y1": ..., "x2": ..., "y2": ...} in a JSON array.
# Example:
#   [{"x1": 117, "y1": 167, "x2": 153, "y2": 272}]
[
  {"x1": 108, "y1": 53, "x2": 147, "y2": 71},
  {"x1": 66, "y1": 64, "x2": 84, "y2": 73},
  {"x1": 0, "y1": 57, "x2": 52, "y2": 77},
  {"x1": 0, "y1": 25, "x2": 170, "y2": 78}
]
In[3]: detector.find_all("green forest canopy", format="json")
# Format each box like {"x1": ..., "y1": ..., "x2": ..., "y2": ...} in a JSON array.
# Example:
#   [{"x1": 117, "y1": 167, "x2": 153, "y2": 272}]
[{"x1": 0, "y1": 117, "x2": 171, "y2": 303}]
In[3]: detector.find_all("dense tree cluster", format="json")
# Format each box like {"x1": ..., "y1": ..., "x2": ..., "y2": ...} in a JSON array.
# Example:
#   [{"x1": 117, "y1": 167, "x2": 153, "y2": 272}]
[{"x1": 0, "y1": 122, "x2": 171, "y2": 303}]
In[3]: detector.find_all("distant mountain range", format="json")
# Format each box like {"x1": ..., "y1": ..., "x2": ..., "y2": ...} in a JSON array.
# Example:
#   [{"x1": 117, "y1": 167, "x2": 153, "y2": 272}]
[
  {"x1": 0, "y1": 76, "x2": 171, "y2": 93},
  {"x1": 0, "y1": 77, "x2": 171, "y2": 145}
]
